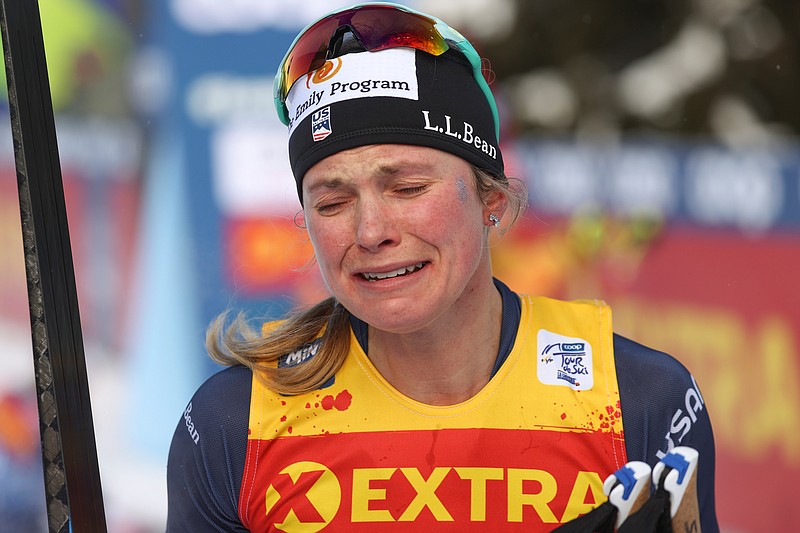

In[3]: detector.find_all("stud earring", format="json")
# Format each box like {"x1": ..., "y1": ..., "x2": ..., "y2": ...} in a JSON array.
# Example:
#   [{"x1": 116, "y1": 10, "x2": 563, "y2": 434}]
[{"x1": 489, "y1": 214, "x2": 500, "y2": 227}]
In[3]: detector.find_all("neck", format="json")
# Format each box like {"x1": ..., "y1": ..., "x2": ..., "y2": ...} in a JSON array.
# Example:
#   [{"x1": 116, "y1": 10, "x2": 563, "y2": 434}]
[{"x1": 367, "y1": 277, "x2": 503, "y2": 406}]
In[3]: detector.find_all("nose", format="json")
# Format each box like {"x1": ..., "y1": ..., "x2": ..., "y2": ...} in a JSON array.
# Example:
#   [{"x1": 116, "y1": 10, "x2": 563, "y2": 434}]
[{"x1": 355, "y1": 197, "x2": 399, "y2": 252}]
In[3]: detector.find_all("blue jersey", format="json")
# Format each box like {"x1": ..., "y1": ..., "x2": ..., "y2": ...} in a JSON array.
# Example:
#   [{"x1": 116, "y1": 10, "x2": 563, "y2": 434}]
[{"x1": 166, "y1": 280, "x2": 718, "y2": 531}]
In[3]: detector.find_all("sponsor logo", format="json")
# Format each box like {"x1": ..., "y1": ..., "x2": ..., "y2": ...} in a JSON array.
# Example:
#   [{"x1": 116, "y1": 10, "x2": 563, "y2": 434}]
[
  {"x1": 656, "y1": 375, "x2": 706, "y2": 459},
  {"x1": 261, "y1": 462, "x2": 604, "y2": 529},
  {"x1": 183, "y1": 402, "x2": 200, "y2": 444},
  {"x1": 265, "y1": 461, "x2": 341, "y2": 532},
  {"x1": 307, "y1": 58, "x2": 342, "y2": 87},
  {"x1": 422, "y1": 110, "x2": 498, "y2": 160},
  {"x1": 292, "y1": 90, "x2": 325, "y2": 125},
  {"x1": 329, "y1": 78, "x2": 411, "y2": 96},
  {"x1": 286, "y1": 47, "x2": 419, "y2": 133},
  {"x1": 279, "y1": 338, "x2": 322, "y2": 367},
  {"x1": 311, "y1": 107, "x2": 332, "y2": 141},
  {"x1": 537, "y1": 329, "x2": 594, "y2": 390}
]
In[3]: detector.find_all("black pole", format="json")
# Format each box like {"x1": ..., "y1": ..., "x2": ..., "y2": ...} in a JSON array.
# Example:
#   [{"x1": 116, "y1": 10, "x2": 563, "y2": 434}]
[{"x1": 0, "y1": 0, "x2": 107, "y2": 531}]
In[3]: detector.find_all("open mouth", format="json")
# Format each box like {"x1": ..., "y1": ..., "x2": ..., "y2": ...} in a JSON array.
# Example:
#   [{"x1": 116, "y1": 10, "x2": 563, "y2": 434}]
[{"x1": 360, "y1": 262, "x2": 427, "y2": 281}]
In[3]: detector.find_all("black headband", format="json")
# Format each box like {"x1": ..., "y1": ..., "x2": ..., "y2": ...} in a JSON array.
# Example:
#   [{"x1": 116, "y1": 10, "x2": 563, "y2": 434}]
[{"x1": 286, "y1": 48, "x2": 504, "y2": 202}]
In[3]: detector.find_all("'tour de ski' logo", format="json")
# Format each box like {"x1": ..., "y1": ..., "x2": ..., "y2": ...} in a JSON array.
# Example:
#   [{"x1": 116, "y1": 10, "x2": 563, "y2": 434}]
[{"x1": 537, "y1": 329, "x2": 594, "y2": 390}]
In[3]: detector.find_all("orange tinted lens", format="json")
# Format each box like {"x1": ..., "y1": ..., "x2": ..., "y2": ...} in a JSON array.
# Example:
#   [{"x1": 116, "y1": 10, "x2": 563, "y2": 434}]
[{"x1": 281, "y1": 17, "x2": 340, "y2": 99}]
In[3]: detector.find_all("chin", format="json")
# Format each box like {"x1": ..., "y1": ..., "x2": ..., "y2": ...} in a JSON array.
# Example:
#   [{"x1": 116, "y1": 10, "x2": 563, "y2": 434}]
[{"x1": 351, "y1": 304, "x2": 435, "y2": 335}]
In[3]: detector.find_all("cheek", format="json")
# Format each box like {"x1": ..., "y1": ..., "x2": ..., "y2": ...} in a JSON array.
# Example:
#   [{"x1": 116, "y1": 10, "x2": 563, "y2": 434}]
[
  {"x1": 306, "y1": 218, "x2": 348, "y2": 268},
  {"x1": 412, "y1": 193, "x2": 484, "y2": 246}
]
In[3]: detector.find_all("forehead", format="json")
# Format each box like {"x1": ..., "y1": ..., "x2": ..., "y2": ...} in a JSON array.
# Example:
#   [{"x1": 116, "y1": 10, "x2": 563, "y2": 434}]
[{"x1": 303, "y1": 144, "x2": 469, "y2": 190}]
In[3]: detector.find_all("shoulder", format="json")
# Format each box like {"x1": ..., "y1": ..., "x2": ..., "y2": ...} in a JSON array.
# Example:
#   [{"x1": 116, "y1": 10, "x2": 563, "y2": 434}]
[
  {"x1": 613, "y1": 334, "x2": 708, "y2": 449},
  {"x1": 181, "y1": 365, "x2": 253, "y2": 433},
  {"x1": 168, "y1": 362, "x2": 253, "y2": 461},
  {"x1": 613, "y1": 334, "x2": 697, "y2": 391},
  {"x1": 190, "y1": 364, "x2": 253, "y2": 407},
  {"x1": 166, "y1": 365, "x2": 253, "y2": 532},
  {"x1": 613, "y1": 334, "x2": 712, "y2": 464},
  {"x1": 612, "y1": 334, "x2": 719, "y2": 532}
]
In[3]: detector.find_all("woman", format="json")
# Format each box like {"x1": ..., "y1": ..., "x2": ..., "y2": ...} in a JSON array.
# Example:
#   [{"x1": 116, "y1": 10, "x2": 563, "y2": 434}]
[{"x1": 167, "y1": 3, "x2": 718, "y2": 531}]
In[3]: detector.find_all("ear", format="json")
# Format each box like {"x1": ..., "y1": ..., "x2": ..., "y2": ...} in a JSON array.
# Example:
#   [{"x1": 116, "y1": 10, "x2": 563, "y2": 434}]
[
  {"x1": 482, "y1": 189, "x2": 508, "y2": 222},
  {"x1": 294, "y1": 209, "x2": 307, "y2": 229}
]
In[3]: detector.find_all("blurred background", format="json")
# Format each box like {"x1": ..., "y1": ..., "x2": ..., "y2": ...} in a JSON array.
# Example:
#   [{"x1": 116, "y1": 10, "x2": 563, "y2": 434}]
[{"x1": 0, "y1": 0, "x2": 797, "y2": 531}]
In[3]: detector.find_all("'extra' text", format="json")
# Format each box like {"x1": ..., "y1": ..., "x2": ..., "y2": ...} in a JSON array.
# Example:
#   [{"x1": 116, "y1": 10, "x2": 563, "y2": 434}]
[{"x1": 259, "y1": 463, "x2": 606, "y2": 529}]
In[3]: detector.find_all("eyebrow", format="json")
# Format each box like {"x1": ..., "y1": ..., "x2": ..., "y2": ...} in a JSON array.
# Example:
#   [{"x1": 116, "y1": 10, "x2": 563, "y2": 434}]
[
  {"x1": 305, "y1": 177, "x2": 345, "y2": 194},
  {"x1": 375, "y1": 164, "x2": 403, "y2": 176}
]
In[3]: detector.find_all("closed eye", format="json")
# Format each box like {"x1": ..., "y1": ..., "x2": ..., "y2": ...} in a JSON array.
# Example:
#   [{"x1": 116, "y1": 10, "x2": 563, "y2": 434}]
[
  {"x1": 397, "y1": 184, "x2": 428, "y2": 195},
  {"x1": 315, "y1": 199, "x2": 350, "y2": 215}
]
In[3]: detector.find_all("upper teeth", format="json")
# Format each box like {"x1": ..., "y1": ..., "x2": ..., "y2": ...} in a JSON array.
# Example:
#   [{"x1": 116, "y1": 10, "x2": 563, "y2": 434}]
[{"x1": 363, "y1": 262, "x2": 425, "y2": 281}]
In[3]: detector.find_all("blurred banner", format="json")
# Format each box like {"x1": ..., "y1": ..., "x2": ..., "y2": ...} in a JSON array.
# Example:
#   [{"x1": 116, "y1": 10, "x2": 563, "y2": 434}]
[
  {"x1": 500, "y1": 140, "x2": 800, "y2": 533},
  {"x1": 0, "y1": 117, "x2": 141, "y2": 530},
  {"x1": 123, "y1": 0, "x2": 350, "y2": 468}
]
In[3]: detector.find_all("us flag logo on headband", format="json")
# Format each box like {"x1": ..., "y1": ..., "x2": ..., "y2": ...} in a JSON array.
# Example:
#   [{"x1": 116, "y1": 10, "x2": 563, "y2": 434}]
[{"x1": 312, "y1": 107, "x2": 332, "y2": 141}]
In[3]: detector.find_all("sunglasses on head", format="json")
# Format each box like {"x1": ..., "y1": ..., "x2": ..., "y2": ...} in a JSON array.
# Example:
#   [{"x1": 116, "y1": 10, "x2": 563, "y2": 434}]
[{"x1": 273, "y1": 2, "x2": 500, "y2": 140}]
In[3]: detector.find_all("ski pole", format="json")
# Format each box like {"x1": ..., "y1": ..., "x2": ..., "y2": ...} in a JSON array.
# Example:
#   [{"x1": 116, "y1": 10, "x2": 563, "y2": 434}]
[{"x1": 0, "y1": 0, "x2": 107, "y2": 530}]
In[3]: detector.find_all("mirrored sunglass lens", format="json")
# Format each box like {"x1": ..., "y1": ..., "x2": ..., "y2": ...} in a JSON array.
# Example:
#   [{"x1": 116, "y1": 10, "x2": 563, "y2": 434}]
[
  {"x1": 350, "y1": 9, "x2": 446, "y2": 55},
  {"x1": 281, "y1": 17, "x2": 340, "y2": 98},
  {"x1": 279, "y1": 8, "x2": 448, "y2": 100}
]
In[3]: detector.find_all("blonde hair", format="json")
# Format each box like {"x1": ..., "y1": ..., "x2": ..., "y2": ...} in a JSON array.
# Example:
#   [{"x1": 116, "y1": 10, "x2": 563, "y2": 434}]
[{"x1": 207, "y1": 166, "x2": 527, "y2": 395}]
